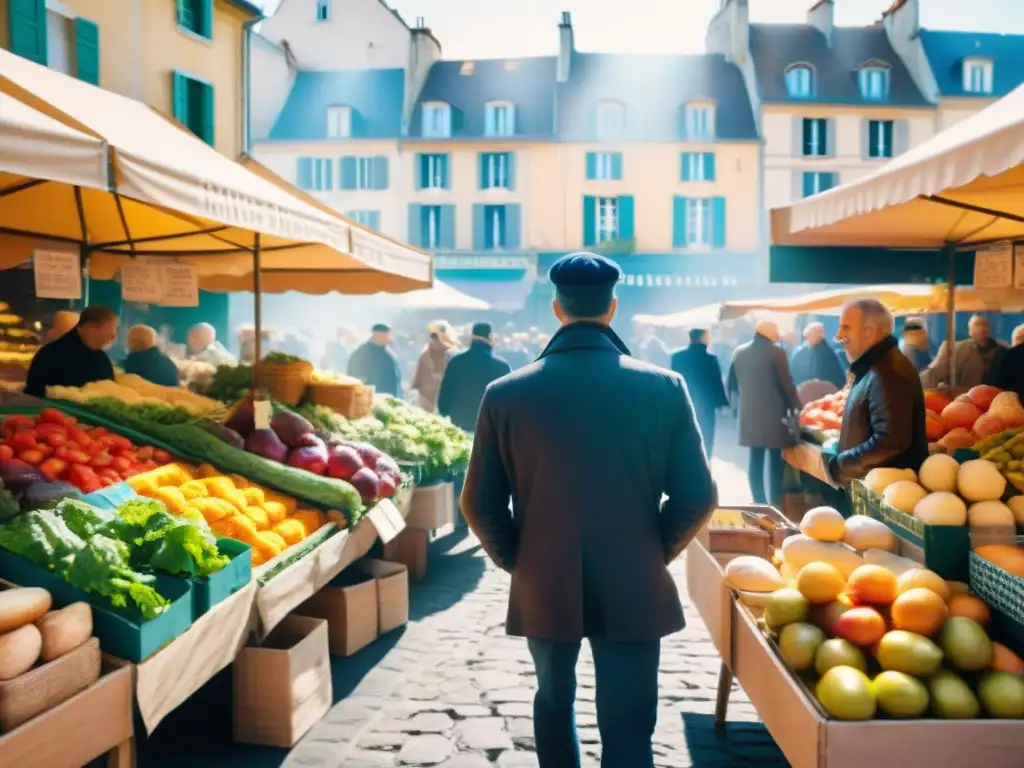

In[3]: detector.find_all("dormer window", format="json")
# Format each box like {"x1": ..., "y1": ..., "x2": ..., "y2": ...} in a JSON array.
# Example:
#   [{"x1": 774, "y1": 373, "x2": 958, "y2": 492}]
[
  {"x1": 858, "y1": 63, "x2": 891, "y2": 100},
  {"x1": 485, "y1": 101, "x2": 515, "y2": 137},
  {"x1": 595, "y1": 101, "x2": 626, "y2": 141},
  {"x1": 964, "y1": 58, "x2": 994, "y2": 94},
  {"x1": 325, "y1": 105, "x2": 351, "y2": 138},
  {"x1": 785, "y1": 65, "x2": 814, "y2": 98},
  {"x1": 681, "y1": 102, "x2": 716, "y2": 140},
  {"x1": 422, "y1": 102, "x2": 451, "y2": 138},
  {"x1": 315, "y1": 0, "x2": 330, "y2": 21}
]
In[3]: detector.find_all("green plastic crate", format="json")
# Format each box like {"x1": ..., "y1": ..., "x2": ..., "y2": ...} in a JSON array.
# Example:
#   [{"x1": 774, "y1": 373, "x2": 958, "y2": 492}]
[
  {"x1": 0, "y1": 550, "x2": 194, "y2": 662},
  {"x1": 849, "y1": 480, "x2": 970, "y2": 582},
  {"x1": 190, "y1": 537, "x2": 252, "y2": 616}
]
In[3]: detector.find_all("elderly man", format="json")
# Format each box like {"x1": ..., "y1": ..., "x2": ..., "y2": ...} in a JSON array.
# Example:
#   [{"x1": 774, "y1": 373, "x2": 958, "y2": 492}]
[
  {"x1": 728, "y1": 320, "x2": 802, "y2": 505},
  {"x1": 45, "y1": 310, "x2": 80, "y2": 343},
  {"x1": 123, "y1": 325, "x2": 179, "y2": 387},
  {"x1": 790, "y1": 322, "x2": 847, "y2": 389},
  {"x1": 347, "y1": 322, "x2": 402, "y2": 397},
  {"x1": 25, "y1": 305, "x2": 117, "y2": 397},
  {"x1": 827, "y1": 299, "x2": 928, "y2": 486},
  {"x1": 437, "y1": 322, "x2": 511, "y2": 432},
  {"x1": 462, "y1": 253, "x2": 715, "y2": 768},
  {"x1": 921, "y1": 314, "x2": 1004, "y2": 389},
  {"x1": 187, "y1": 323, "x2": 236, "y2": 367}
]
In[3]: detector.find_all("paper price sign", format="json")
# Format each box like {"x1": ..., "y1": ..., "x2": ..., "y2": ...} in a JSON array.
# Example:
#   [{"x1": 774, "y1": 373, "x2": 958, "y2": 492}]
[
  {"x1": 161, "y1": 264, "x2": 199, "y2": 307},
  {"x1": 973, "y1": 243, "x2": 1013, "y2": 289},
  {"x1": 120, "y1": 262, "x2": 164, "y2": 303},
  {"x1": 33, "y1": 251, "x2": 82, "y2": 300}
]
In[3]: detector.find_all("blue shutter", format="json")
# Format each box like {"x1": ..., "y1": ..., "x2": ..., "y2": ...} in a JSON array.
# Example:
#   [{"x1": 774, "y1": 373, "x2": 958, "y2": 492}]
[
  {"x1": 439, "y1": 205, "x2": 456, "y2": 249},
  {"x1": 407, "y1": 204, "x2": 422, "y2": 247},
  {"x1": 415, "y1": 154, "x2": 425, "y2": 190},
  {"x1": 372, "y1": 157, "x2": 389, "y2": 190},
  {"x1": 681, "y1": 153, "x2": 691, "y2": 182},
  {"x1": 484, "y1": 106, "x2": 495, "y2": 137},
  {"x1": 199, "y1": 0, "x2": 213, "y2": 38},
  {"x1": 322, "y1": 159, "x2": 333, "y2": 191},
  {"x1": 9, "y1": 0, "x2": 47, "y2": 65},
  {"x1": 672, "y1": 196, "x2": 688, "y2": 247},
  {"x1": 479, "y1": 154, "x2": 489, "y2": 189},
  {"x1": 611, "y1": 153, "x2": 623, "y2": 181},
  {"x1": 617, "y1": 195, "x2": 634, "y2": 240},
  {"x1": 802, "y1": 172, "x2": 814, "y2": 198},
  {"x1": 585, "y1": 152, "x2": 597, "y2": 181},
  {"x1": 504, "y1": 204, "x2": 522, "y2": 250},
  {"x1": 172, "y1": 71, "x2": 190, "y2": 129},
  {"x1": 340, "y1": 156, "x2": 356, "y2": 190},
  {"x1": 74, "y1": 18, "x2": 100, "y2": 85},
  {"x1": 583, "y1": 196, "x2": 596, "y2": 247},
  {"x1": 440, "y1": 154, "x2": 450, "y2": 189},
  {"x1": 506, "y1": 152, "x2": 516, "y2": 190},
  {"x1": 368, "y1": 211, "x2": 381, "y2": 231},
  {"x1": 296, "y1": 158, "x2": 313, "y2": 189},
  {"x1": 711, "y1": 197, "x2": 726, "y2": 249},
  {"x1": 704, "y1": 152, "x2": 716, "y2": 181},
  {"x1": 472, "y1": 204, "x2": 486, "y2": 251},
  {"x1": 200, "y1": 81, "x2": 215, "y2": 146}
]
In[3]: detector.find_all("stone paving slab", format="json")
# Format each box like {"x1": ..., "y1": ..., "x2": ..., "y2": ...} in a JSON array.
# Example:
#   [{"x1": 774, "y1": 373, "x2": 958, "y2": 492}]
[{"x1": 284, "y1": 433, "x2": 789, "y2": 767}]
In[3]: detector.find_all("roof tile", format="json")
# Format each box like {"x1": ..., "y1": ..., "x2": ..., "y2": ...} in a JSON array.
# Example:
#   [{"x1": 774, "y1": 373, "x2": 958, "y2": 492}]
[{"x1": 920, "y1": 29, "x2": 1024, "y2": 98}]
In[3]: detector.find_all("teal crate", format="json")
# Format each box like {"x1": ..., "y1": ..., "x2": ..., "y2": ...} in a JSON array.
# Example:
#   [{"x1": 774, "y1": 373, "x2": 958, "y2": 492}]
[
  {"x1": 190, "y1": 537, "x2": 252, "y2": 616},
  {"x1": 0, "y1": 550, "x2": 194, "y2": 662},
  {"x1": 969, "y1": 549, "x2": 1024, "y2": 624},
  {"x1": 849, "y1": 480, "x2": 970, "y2": 581}
]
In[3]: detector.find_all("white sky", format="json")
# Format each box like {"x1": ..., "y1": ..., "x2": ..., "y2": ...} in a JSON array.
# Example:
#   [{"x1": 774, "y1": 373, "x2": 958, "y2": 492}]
[{"x1": 257, "y1": 0, "x2": 1024, "y2": 59}]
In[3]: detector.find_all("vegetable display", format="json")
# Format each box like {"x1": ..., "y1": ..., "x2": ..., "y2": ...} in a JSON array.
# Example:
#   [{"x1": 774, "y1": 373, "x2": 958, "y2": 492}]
[
  {"x1": 924, "y1": 387, "x2": 1024, "y2": 452},
  {"x1": 201, "y1": 364, "x2": 254, "y2": 405},
  {"x1": 47, "y1": 374, "x2": 220, "y2": 415},
  {"x1": 127, "y1": 462, "x2": 332, "y2": 566},
  {"x1": 798, "y1": 389, "x2": 847, "y2": 439}
]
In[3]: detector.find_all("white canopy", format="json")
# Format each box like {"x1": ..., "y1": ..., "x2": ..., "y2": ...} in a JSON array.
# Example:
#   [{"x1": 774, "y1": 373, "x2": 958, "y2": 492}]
[
  {"x1": 633, "y1": 303, "x2": 722, "y2": 329},
  {"x1": 390, "y1": 280, "x2": 489, "y2": 311}
]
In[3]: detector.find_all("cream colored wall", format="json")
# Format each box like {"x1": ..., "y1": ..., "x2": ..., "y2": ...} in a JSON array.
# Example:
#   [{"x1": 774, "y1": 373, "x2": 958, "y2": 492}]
[
  {"x1": 936, "y1": 98, "x2": 992, "y2": 132},
  {"x1": 254, "y1": 140, "x2": 404, "y2": 237},
  {"x1": 763, "y1": 105, "x2": 934, "y2": 209}
]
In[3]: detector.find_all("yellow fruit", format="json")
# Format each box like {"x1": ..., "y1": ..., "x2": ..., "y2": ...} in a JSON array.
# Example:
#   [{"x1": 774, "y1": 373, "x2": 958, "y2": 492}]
[
  {"x1": 896, "y1": 568, "x2": 951, "y2": 601},
  {"x1": 796, "y1": 562, "x2": 847, "y2": 604},
  {"x1": 816, "y1": 666, "x2": 877, "y2": 721},
  {"x1": 846, "y1": 564, "x2": 899, "y2": 605},
  {"x1": 890, "y1": 588, "x2": 949, "y2": 636},
  {"x1": 872, "y1": 671, "x2": 930, "y2": 718}
]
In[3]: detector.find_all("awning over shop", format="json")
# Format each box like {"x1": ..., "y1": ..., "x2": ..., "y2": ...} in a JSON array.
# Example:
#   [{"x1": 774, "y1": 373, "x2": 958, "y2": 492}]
[
  {"x1": 389, "y1": 280, "x2": 489, "y2": 311},
  {"x1": 442, "y1": 277, "x2": 535, "y2": 311},
  {"x1": 633, "y1": 303, "x2": 722, "y2": 328},
  {"x1": 771, "y1": 81, "x2": 1024, "y2": 248}
]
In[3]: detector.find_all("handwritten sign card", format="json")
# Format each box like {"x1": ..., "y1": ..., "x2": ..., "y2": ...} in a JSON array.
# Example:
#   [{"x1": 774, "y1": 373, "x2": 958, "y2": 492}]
[
  {"x1": 973, "y1": 243, "x2": 1013, "y2": 289},
  {"x1": 161, "y1": 264, "x2": 199, "y2": 307},
  {"x1": 120, "y1": 262, "x2": 164, "y2": 303},
  {"x1": 33, "y1": 251, "x2": 82, "y2": 300}
]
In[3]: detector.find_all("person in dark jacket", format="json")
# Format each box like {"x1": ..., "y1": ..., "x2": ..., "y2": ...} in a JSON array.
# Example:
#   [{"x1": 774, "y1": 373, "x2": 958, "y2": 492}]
[
  {"x1": 347, "y1": 323, "x2": 402, "y2": 397},
  {"x1": 790, "y1": 322, "x2": 847, "y2": 389},
  {"x1": 25, "y1": 305, "x2": 118, "y2": 398},
  {"x1": 828, "y1": 299, "x2": 928, "y2": 486},
  {"x1": 992, "y1": 324, "x2": 1024, "y2": 399},
  {"x1": 899, "y1": 317, "x2": 933, "y2": 373},
  {"x1": 437, "y1": 322, "x2": 511, "y2": 432},
  {"x1": 122, "y1": 325, "x2": 179, "y2": 387},
  {"x1": 462, "y1": 253, "x2": 716, "y2": 768},
  {"x1": 671, "y1": 328, "x2": 728, "y2": 457}
]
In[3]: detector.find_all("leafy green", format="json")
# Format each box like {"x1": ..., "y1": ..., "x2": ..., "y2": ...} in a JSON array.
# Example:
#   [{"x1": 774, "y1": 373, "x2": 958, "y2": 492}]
[
  {"x1": 0, "y1": 509, "x2": 85, "y2": 573},
  {"x1": 115, "y1": 498, "x2": 228, "y2": 578},
  {"x1": 0, "y1": 479, "x2": 18, "y2": 521},
  {"x1": 83, "y1": 397, "x2": 196, "y2": 427},
  {"x1": 57, "y1": 498, "x2": 114, "y2": 538},
  {"x1": 201, "y1": 365, "x2": 254, "y2": 404},
  {"x1": 66, "y1": 534, "x2": 169, "y2": 620}
]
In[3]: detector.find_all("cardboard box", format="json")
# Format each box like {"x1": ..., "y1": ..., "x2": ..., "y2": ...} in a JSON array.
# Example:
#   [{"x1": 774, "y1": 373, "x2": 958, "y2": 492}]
[
  {"x1": 296, "y1": 571, "x2": 379, "y2": 657},
  {"x1": 383, "y1": 527, "x2": 429, "y2": 581},
  {"x1": 0, "y1": 665, "x2": 133, "y2": 768},
  {"x1": 357, "y1": 559, "x2": 409, "y2": 634},
  {"x1": 404, "y1": 482, "x2": 454, "y2": 530},
  {"x1": 233, "y1": 615, "x2": 332, "y2": 748}
]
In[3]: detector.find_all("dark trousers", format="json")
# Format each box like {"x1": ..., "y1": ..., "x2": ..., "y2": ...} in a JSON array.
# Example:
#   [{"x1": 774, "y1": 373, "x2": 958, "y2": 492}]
[
  {"x1": 528, "y1": 637, "x2": 660, "y2": 768},
  {"x1": 696, "y1": 411, "x2": 716, "y2": 458},
  {"x1": 748, "y1": 447, "x2": 784, "y2": 506}
]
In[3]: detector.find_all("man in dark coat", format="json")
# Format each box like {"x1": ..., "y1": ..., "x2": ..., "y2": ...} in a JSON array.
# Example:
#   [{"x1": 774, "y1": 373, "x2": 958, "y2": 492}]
[
  {"x1": 829, "y1": 299, "x2": 929, "y2": 485},
  {"x1": 437, "y1": 322, "x2": 512, "y2": 432},
  {"x1": 347, "y1": 322, "x2": 402, "y2": 397},
  {"x1": 790, "y1": 322, "x2": 847, "y2": 389},
  {"x1": 25, "y1": 305, "x2": 118, "y2": 398},
  {"x1": 122, "y1": 325, "x2": 179, "y2": 387},
  {"x1": 671, "y1": 328, "x2": 728, "y2": 457},
  {"x1": 728, "y1": 320, "x2": 802, "y2": 505},
  {"x1": 462, "y1": 253, "x2": 717, "y2": 768}
]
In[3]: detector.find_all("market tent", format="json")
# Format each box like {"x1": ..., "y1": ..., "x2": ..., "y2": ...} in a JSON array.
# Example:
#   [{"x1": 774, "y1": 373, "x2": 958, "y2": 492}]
[
  {"x1": 389, "y1": 280, "x2": 489, "y2": 311},
  {"x1": 633, "y1": 303, "x2": 722, "y2": 329},
  {"x1": 771, "y1": 82, "x2": 1024, "y2": 248},
  {"x1": 719, "y1": 285, "x2": 942, "y2": 320},
  {"x1": 0, "y1": 48, "x2": 431, "y2": 292}
]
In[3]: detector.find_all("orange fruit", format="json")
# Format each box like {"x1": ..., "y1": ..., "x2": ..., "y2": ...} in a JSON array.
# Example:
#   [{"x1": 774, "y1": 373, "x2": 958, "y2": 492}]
[
  {"x1": 991, "y1": 642, "x2": 1024, "y2": 675},
  {"x1": 947, "y1": 594, "x2": 991, "y2": 626},
  {"x1": 835, "y1": 606, "x2": 887, "y2": 647},
  {"x1": 846, "y1": 565, "x2": 899, "y2": 606},
  {"x1": 890, "y1": 588, "x2": 949, "y2": 636},
  {"x1": 897, "y1": 569, "x2": 952, "y2": 601}
]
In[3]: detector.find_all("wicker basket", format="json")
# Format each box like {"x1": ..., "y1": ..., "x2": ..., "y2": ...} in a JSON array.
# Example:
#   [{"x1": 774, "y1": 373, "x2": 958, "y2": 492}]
[
  {"x1": 254, "y1": 360, "x2": 313, "y2": 406},
  {"x1": 308, "y1": 381, "x2": 374, "y2": 419}
]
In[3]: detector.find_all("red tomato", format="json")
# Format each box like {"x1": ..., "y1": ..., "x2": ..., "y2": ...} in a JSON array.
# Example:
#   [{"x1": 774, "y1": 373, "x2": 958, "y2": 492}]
[
  {"x1": 89, "y1": 452, "x2": 113, "y2": 469},
  {"x1": 99, "y1": 477, "x2": 117, "y2": 488},
  {"x1": 44, "y1": 432, "x2": 68, "y2": 448},
  {"x1": 17, "y1": 449, "x2": 44, "y2": 466},
  {"x1": 136, "y1": 446, "x2": 155, "y2": 460},
  {"x1": 2, "y1": 415, "x2": 36, "y2": 433},
  {"x1": 35, "y1": 423, "x2": 65, "y2": 438},
  {"x1": 9, "y1": 431, "x2": 39, "y2": 453},
  {"x1": 153, "y1": 449, "x2": 172, "y2": 463},
  {"x1": 37, "y1": 445, "x2": 53, "y2": 457},
  {"x1": 69, "y1": 428, "x2": 92, "y2": 447},
  {"x1": 0, "y1": 445, "x2": 13, "y2": 461},
  {"x1": 89, "y1": 427, "x2": 108, "y2": 438},
  {"x1": 38, "y1": 458, "x2": 68, "y2": 481},
  {"x1": 39, "y1": 408, "x2": 67, "y2": 426},
  {"x1": 84, "y1": 441, "x2": 105, "y2": 457},
  {"x1": 110, "y1": 456, "x2": 132, "y2": 473},
  {"x1": 53, "y1": 445, "x2": 69, "y2": 460},
  {"x1": 64, "y1": 449, "x2": 91, "y2": 465},
  {"x1": 109, "y1": 436, "x2": 132, "y2": 452}
]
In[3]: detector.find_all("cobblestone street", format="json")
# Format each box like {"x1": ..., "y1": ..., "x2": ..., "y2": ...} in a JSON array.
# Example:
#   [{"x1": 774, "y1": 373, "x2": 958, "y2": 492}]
[{"x1": 284, "y1": 422, "x2": 789, "y2": 768}]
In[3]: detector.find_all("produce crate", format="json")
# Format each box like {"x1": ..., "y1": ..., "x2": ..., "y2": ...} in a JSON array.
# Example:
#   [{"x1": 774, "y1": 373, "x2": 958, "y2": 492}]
[
  {"x1": 968, "y1": 538, "x2": 1024, "y2": 625},
  {"x1": 849, "y1": 479, "x2": 970, "y2": 581},
  {"x1": 191, "y1": 537, "x2": 252, "y2": 616},
  {"x1": 0, "y1": 551, "x2": 194, "y2": 662}
]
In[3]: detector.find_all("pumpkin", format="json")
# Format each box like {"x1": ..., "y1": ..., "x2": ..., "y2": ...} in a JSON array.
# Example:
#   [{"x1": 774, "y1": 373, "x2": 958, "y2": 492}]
[
  {"x1": 914, "y1": 491, "x2": 968, "y2": 526},
  {"x1": 972, "y1": 412, "x2": 1005, "y2": 440},
  {"x1": 957, "y1": 459, "x2": 1007, "y2": 502},
  {"x1": 968, "y1": 385, "x2": 1001, "y2": 411},
  {"x1": 925, "y1": 410, "x2": 946, "y2": 440},
  {"x1": 941, "y1": 400, "x2": 982, "y2": 431},
  {"x1": 924, "y1": 390, "x2": 952, "y2": 414}
]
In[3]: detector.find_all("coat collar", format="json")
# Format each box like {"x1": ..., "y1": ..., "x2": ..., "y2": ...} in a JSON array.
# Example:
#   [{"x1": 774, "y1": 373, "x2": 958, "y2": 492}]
[
  {"x1": 467, "y1": 339, "x2": 495, "y2": 355},
  {"x1": 537, "y1": 322, "x2": 631, "y2": 361},
  {"x1": 850, "y1": 335, "x2": 898, "y2": 379}
]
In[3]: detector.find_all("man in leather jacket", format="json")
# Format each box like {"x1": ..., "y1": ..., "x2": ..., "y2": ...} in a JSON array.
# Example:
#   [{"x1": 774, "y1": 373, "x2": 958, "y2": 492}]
[{"x1": 828, "y1": 299, "x2": 928, "y2": 486}]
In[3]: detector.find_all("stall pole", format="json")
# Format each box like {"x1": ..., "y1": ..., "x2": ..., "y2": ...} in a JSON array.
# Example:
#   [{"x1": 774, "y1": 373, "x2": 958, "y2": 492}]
[
  {"x1": 945, "y1": 246, "x2": 957, "y2": 387},
  {"x1": 253, "y1": 233, "x2": 263, "y2": 375}
]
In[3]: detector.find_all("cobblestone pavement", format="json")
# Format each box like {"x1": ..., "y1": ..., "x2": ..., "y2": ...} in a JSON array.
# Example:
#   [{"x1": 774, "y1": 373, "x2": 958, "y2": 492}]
[{"x1": 284, "y1": 424, "x2": 788, "y2": 768}]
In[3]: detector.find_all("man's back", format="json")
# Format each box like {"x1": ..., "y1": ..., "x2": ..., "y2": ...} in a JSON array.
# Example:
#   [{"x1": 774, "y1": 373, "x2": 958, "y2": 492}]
[
  {"x1": 437, "y1": 342, "x2": 511, "y2": 431},
  {"x1": 463, "y1": 324, "x2": 716, "y2": 643}
]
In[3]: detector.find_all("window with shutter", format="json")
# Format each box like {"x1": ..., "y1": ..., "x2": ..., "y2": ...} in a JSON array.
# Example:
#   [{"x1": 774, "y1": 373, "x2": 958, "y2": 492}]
[
  {"x1": 172, "y1": 71, "x2": 215, "y2": 146},
  {"x1": 176, "y1": 0, "x2": 212, "y2": 40},
  {"x1": 484, "y1": 102, "x2": 515, "y2": 137},
  {"x1": 9, "y1": 0, "x2": 48, "y2": 65},
  {"x1": 802, "y1": 118, "x2": 827, "y2": 157},
  {"x1": 74, "y1": 18, "x2": 100, "y2": 85}
]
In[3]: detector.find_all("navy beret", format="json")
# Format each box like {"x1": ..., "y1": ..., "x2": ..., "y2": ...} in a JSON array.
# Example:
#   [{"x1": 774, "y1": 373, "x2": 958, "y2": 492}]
[
  {"x1": 548, "y1": 252, "x2": 622, "y2": 289},
  {"x1": 371, "y1": 322, "x2": 391, "y2": 333}
]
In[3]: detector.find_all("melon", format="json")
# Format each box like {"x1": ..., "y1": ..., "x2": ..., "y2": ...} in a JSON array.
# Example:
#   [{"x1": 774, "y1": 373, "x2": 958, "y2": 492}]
[
  {"x1": 842, "y1": 516, "x2": 896, "y2": 552},
  {"x1": 799, "y1": 506, "x2": 846, "y2": 542},
  {"x1": 863, "y1": 467, "x2": 916, "y2": 495},
  {"x1": 918, "y1": 453, "x2": 960, "y2": 493},
  {"x1": 968, "y1": 385, "x2": 1001, "y2": 411},
  {"x1": 968, "y1": 501, "x2": 1016, "y2": 540},
  {"x1": 724, "y1": 556, "x2": 785, "y2": 593},
  {"x1": 925, "y1": 410, "x2": 946, "y2": 440},
  {"x1": 942, "y1": 400, "x2": 982, "y2": 431},
  {"x1": 1007, "y1": 495, "x2": 1024, "y2": 525},
  {"x1": 957, "y1": 459, "x2": 1006, "y2": 502},
  {"x1": 883, "y1": 480, "x2": 928, "y2": 515},
  {"x1": 780, "y1": 535, "x2": 864, "y2": 578},
  {"x1": 924, "y1": 390, "x2": 952, "y2": 414},
  {"x1": 914, "y1": 491, "x2": 968, "y2": 526}
]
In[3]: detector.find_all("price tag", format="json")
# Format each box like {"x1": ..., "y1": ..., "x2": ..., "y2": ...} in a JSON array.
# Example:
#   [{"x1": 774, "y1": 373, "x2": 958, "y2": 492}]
[
  {"x1": 33, "y1": 250, "x2": 82, "y2": 299},
  {"x1": 121, "y1": 261, "x2": 164, "y2": 303},
  {"x1": 253, "y1": 399, "x2": 272, "y2": 430},
  {"x1": 974, "y1": 243, "x2": 1013, "y2": 289},
  {"x1": 366, "y1": 499, "x2": 404, "y2": 544}
]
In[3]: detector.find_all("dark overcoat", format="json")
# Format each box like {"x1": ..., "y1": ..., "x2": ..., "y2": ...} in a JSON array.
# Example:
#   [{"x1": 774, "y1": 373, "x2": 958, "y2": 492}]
[
  {"x1": 670, "y1": 343, "x2": 728, "y2": 421},
  {"x1": 461, "y1": 323, "x2": 718, "y2": 642},
  {"x1": 727, "y1": 334, "x2": 802, "y2": 449},
  {"x1": 437, "y1": 341, "x2": 512, "y2": 432},
  {"x1": 347, "y1": 340, "x2": 401, "y2": 397}
]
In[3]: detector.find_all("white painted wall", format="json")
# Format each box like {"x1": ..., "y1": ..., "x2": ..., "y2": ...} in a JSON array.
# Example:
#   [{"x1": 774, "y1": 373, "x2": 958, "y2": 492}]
[
  {"x1": 250, "y1": 34, "x2": 295, "y2": 141},
  {"x1": 259, "y1": 0, "x2": 411, "y2": 70}
]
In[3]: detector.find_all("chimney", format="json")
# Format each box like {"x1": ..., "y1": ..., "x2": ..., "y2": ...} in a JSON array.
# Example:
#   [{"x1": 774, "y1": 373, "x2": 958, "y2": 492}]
[
  {"x1": 705, "y1": 0, "x2": 749, "y2": 65},
  {"x1": 557, "y1": 11, "x2": 573, "y2": 83},
  {"x1": 807, "y1": 0, "x2": 835, "y2": 46}
]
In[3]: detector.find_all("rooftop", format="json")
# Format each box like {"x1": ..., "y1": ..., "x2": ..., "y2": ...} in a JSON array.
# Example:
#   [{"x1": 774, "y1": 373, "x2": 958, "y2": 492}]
[{"x1": 920, "y1": 29, "x2": 1024, "y2": 98}]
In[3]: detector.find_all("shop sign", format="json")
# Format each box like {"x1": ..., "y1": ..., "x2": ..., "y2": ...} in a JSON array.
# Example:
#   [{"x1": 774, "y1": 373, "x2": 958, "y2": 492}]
[
  {"x1": 974, "y1": 243, "x2": 1013, "y2": 289},
  {"x1": 33, "y1": 250, "x2": 82, "y2": 300}
]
